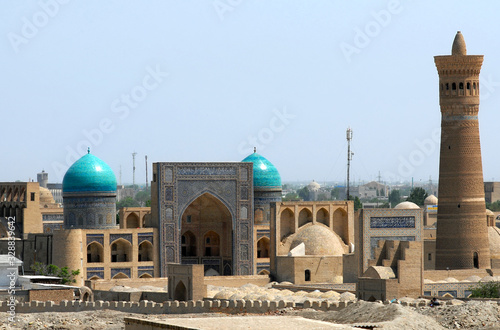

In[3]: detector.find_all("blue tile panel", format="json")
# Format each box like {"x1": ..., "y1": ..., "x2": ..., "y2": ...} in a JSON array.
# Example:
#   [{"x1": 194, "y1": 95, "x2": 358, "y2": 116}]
[
  {"x1": 87, "y1": 267, "x2": 104, "y2": 279},
  {"x1": 111, "y1": 268, "x2": 131, "y2": 278},
  {"x1": 361, "y1": 208, "x2": 423, "y2": 272},
  {"x1": 370, "y1": 216, "x2": 416, "y2": 228},
  {"x1": 241, "y1": 152, "x2": 281, "y2": 189},
  {"x1": 424, "y1": 282, "x2": 482, "y2": 298},
  {"x1": 63, "y1": 153, "x2": 117, "y2": 193}
]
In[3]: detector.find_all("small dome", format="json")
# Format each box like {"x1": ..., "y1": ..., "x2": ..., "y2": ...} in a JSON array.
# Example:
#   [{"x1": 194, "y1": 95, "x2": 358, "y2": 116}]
[
  {"x1": 39, "y1": 187, "x2": 55, "y2": 204},
  {"x1": 486, "y1": 209, "x2": 495, "y2": 216},
  {"x1": 242, "y1": 152, "x2": 281, "y2": 189},
  {"x1": 424, "y1": 194, "x2": 438, "y2": 205},
  {"x1": 63, "y1": 152, "x2": 117, "y2": 193},
  {"x1": 308, "y1": 180, "x2": 321, "y2": 191},
  {"x1": 488, "y1": 226, "x2": 500, "y2": 258},
  {"x1": 289, "y1": 225, "x2": 346, "y2": 256},
  {"x1": 363, "y1": 266, "x2": 396, "y2": 279},
  {"x1": 394, "y1": 201, "x2": 420, "y2": 209}
]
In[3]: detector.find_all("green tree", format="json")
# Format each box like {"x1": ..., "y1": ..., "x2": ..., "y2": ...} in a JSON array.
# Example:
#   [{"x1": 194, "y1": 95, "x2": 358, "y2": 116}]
[
  {"x1": 349, "y1": 195, "x2": 363, "y2": 211},
  {"x1": 406, "y1": 187, "x2": 428, "y2": 206},
  {"x1": 31, "y1": 262, "x2": 80, "y2": 285},
  {"x1": 134, "y1": 189, "x2": 151, "y2": 206},
  {"x1": 317, "y1": 193, "x2": 329, "y2": 201},
  {"x1": 331, "y1": 187, "x2": 340, "y2": 200},
  {"x1": 116, "y1": 196, "x2": 140, "y2": 210},
  {"x1": 283, "y1": 192, "x2": 299, "y2": 201},
  {"x1": 486, "y1": 200, "x2": 500, "y2": 211},
  {"x1": 298, "y1": 187, "x2": 310, "y2": 201},
  {"x1": 389, "y1": 189, "x2": 401, "y2": 208},
  {"x1": 469, "y1": 281, "x2": 500, "y2": 298}
]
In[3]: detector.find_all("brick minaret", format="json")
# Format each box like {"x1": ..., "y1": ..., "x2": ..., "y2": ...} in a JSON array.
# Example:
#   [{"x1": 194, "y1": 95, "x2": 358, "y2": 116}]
[{"x1": 434, "y1": 31, "x2": 490, "y2": 269}]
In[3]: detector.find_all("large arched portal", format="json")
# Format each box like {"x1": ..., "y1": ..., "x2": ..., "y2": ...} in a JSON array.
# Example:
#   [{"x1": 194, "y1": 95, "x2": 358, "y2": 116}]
[{"x1": 181, "y1": 193, "x2": 232, "y2": 275}]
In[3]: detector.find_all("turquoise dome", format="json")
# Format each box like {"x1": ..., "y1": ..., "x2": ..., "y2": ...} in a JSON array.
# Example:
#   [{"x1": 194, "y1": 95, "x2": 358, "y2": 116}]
[
  {"x1": 63, "y1": 152, "x2": 117, "y2": 193},
  {"x1": 242, "y1": 152, "x2": 281, "y2": 189}
]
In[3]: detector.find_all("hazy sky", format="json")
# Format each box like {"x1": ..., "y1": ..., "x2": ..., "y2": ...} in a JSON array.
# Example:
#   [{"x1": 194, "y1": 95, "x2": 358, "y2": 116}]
[{"x1": 2, "y1": 1, "x2": 500, "y2": 185}]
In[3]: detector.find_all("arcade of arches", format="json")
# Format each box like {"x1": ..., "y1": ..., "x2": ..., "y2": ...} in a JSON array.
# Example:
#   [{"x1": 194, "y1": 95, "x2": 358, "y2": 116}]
[
  {"x1": 180, "y1": 193, "x2": 232, "y2": 275},
  {"x1": 273, "y1": 201, "x2": 354, "y2": 258}
]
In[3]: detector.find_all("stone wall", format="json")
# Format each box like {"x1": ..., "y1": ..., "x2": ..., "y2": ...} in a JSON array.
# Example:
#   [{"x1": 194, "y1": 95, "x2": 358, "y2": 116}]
[
  {"x1": 424, "y1": 269, "x2": 495, "y2": 281},
  {"x1": 204, "y1": 275, "x2": 269, "y2": 287},
  {"x1": 93, "y1": 290, "x2": 170, "y2": 303},
  {"x1": 29, "y1": 289, "x2": 74, "y2": 303},
  {"x1": 87, "y1": 277, "x2": 168, "y2": 291}
]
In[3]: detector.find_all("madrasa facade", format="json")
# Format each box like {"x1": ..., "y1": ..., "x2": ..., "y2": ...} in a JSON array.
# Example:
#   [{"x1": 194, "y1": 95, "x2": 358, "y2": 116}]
[{"x1": 150, "y1": 150, "x2": 282, "y2": 277}]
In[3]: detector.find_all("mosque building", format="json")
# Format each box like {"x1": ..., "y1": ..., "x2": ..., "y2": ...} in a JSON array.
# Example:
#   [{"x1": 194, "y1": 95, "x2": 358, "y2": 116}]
[{"x1": 53, "y1": 149, "x2": 158, "y2": 285}]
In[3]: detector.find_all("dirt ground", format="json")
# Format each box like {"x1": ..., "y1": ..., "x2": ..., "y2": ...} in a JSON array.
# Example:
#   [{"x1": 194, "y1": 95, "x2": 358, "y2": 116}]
[{"x1": 1, "y1": 300, "x2": 499, "y2": 329}]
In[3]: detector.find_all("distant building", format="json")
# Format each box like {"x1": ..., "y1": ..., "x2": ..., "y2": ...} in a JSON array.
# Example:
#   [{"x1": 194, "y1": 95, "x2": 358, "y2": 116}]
[
  {"x1": 356, "y1": 181, "x2": 388, "y2": 199},
  {"x1": 37, "y1": 170, "x2": 63, "y2": 204},
  {"x1": 484, "y1": 182, "x2": 500, "y2": 204}
]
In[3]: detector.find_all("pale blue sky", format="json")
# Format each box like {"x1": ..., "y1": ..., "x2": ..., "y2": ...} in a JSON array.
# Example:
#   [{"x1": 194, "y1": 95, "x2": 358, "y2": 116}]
[{"x1": 2, "y1": 1, "x2": 500, "y2": 185}]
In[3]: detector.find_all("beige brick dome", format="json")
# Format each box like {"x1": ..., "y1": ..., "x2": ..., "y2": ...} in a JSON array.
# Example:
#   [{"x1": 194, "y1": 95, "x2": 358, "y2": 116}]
[
  {"x1": 488, "y1": 226, "x2": 500, "y2": 258},
  {"x1": 39, "y1": 186, "x2": 55, "y2": 204},
  {"x1": 424, "y1": 194, "x2": 438, "y2": 205},
  {"x1": 289, "y1": 225, "x2": 345, "y2": 256},
  {"x1": 394, "y1": 201, "x2": 420, "y2": 209}
]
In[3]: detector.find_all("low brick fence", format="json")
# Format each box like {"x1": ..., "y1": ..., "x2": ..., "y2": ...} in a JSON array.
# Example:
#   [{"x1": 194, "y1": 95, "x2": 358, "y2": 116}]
[{"x1": 0, "y1": 299, "x2": 354, "y2": 314}]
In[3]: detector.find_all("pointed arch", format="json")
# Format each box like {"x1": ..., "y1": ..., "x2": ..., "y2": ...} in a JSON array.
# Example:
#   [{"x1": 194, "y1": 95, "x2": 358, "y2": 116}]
[
  {"x1": 139, "y1": 273, "x2": 152, "y2": 278},
  {"x1": 179, "y1": 191, "x2": 235, "y2": 227},
  {"x1": 298, "y1": 208, "x2": 312, "y2": 227},
  {"x1": 112, "y1": 272, "x2": 129, "y2": 279},
  {"x1": 181, "y1": 231, "x2": 196, "y2": 257},
  {"x1": 110, "y1": 238, "x2": 132, "y2": 262},
  {"x1": 316, "y1": 207, "x2": 329, "y2": 227},
  {"x1": 180, "y1": 192, "x2": 232, "y2": 266},
  {"x1": 126, "y1": 212, "x2": 140, "y2": 228},
  {"x1": 204, "y1": 231, "x2": 220, "y2": 257},
  {"x1": 332, "y1": 208, "x2": 348, "y2": 244},
  {"x1": 258, "y1": 269, "x2": 270, "y2": 275},
  {"x1": 87, "y1": 242, "x2": 103, "y2": 263},
  {"x1": 257, "y1": 236, "x2": 270, "y2": 258},
  {"x1": 138, "y1": 241, "x2": 153, "y2": 262},
  {"x1": 280, "y1": 208, "x2": 295, "y2": 240},
  {"x1": 174, "y1": 281, "x2": 187, "y2": 301},
  {"x1": 254, "y1": 208, "x2": 264, "y2": 223}
]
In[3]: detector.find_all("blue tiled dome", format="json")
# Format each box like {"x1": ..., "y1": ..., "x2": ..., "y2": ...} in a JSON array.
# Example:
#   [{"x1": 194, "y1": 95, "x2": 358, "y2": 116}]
[
  {"x1": 63, "y1": 152, "x2": 117, "y2": 193},
  {"x1": 242, "y1": 152, "x2": 281, "y2": 189}
]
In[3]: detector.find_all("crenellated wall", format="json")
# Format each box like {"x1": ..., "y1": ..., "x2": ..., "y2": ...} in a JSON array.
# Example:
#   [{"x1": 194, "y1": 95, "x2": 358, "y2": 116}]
[{"x1": 0, "y1": 299, "x2": 355, "y2": 315}]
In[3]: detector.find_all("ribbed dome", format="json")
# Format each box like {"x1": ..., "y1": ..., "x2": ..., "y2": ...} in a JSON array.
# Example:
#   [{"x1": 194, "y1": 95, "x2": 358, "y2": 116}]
[
  {"x1": 242, "y1": 152, "x2": 281, "y2": 189},
  {"x1": 488, "y1": 226, "x2": 500, "y2": 258},
  {"x1": 289, "y1": 225, "x2": 346, "y2": 256},
  {"x1": 39, "y1": 187, "x2": 55, "y2": 204},
  {"x1": 424, "y1": 194, "x2": 438, "y2": 205},
  {"x1": 394, "y1": 201, "x2": 420, "y2": 209},
  {"x1": 308, "y1": 180, "x2": 321, "y2": 191},
  {"x1": 63, "y1": 152, "x2": 117, "y2": 193}
]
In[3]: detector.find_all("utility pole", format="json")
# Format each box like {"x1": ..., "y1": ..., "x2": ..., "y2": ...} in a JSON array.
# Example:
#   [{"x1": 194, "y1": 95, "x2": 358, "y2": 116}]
[
  {"x1": 346, "y1": 128, "x2": 353, "y2": 200},
  {"x1": 132, "y1": 152, "x2": 137, "y2": 188},
  {"x1": 145, "y1": 155, "x2": 148, "y2": 191}
]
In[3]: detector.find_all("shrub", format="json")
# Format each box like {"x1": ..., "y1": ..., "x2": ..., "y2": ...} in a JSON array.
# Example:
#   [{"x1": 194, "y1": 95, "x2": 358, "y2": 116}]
[{"x1": 469, "y1": 281, "x2": 500, "y2": 298}]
